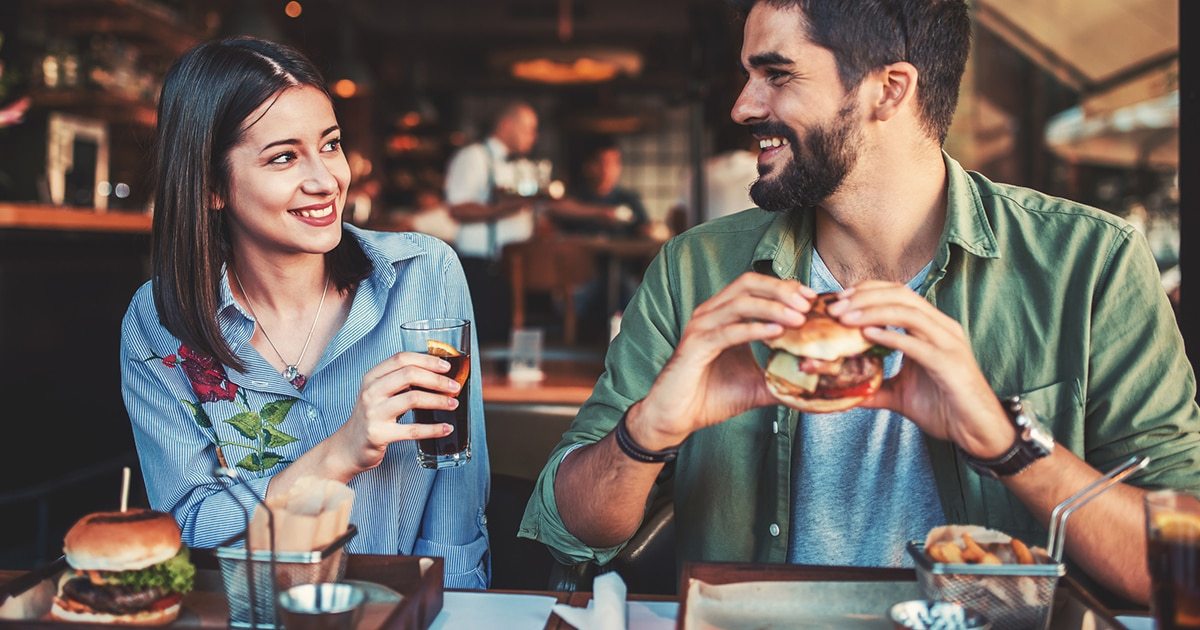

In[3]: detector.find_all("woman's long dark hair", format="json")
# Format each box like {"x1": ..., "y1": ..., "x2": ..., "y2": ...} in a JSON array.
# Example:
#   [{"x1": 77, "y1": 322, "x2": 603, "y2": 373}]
[{"x1": 151, "y1": 36, "x2": 370, "y2": 372}]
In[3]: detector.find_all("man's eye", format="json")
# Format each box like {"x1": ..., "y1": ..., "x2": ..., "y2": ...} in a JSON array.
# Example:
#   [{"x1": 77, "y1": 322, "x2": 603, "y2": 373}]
[{"x1": 767, "y1": 70, "x2": 790, "y2": 85}]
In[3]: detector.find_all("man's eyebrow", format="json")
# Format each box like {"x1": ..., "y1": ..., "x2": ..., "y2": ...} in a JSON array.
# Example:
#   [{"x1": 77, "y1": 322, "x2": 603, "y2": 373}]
[{"x1": 746, "y1": 52, "x2": 794, "y2": 68}]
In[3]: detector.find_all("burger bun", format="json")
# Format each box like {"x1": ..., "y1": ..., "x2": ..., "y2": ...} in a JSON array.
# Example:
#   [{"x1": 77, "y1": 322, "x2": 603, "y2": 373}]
[
  {"x1": 50, "y1": 600, "x2": 181, "y2": 627},
  {"x1": 63, "y1": 509, "x2": 182, "y2": 572}
]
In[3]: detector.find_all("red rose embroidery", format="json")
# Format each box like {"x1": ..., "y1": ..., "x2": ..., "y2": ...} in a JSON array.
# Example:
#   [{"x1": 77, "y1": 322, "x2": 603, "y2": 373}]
[
  {"x1": 162, "y1": 354, "x2": 178, "y2": 368},
  {"x1": 177, "y1": 345, "x2": 238, "y2": 402}
]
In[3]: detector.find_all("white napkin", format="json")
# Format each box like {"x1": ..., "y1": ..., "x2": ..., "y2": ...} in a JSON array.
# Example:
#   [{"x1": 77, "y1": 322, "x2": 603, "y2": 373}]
[{"x1": 553, "y1": 572, "x2": 628, "y2": 630}]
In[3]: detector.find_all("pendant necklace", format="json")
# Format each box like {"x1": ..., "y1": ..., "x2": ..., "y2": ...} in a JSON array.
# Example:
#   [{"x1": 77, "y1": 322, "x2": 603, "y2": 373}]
[{"x1": 233, "y1": 269, "x2": 330, "y2": 389}]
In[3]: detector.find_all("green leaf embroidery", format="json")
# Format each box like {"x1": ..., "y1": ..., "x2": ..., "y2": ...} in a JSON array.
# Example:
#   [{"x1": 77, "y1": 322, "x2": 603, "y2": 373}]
[
  {"x1": 264, "y1": 425, "x2": 299, "y2": 449},
  {"x1": 236, "y1": 452, "x2": 264, "y2": 472},
  {"x1": 224, "y1": 411, "x2": 262, "y2": 440},
  {"x1": 260, "y1": 399, "x2": 297, "y2": 426},
  {"x1": 183, "y1": 400, "x2": 212, "y2": 429}
]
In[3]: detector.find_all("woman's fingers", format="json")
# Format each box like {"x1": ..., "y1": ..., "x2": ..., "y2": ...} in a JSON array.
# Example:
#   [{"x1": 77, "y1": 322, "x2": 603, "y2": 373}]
[
  {"x1": 377, "y1": 420, "x2": 455, "y2": 444},
  {"x1": 361, "y1": 351, "x2": 451, "y2": 389}
]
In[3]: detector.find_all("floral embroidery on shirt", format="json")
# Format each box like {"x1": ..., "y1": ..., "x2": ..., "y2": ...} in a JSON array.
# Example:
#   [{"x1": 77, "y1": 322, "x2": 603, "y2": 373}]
[{"x1": 144, "y1": 344, "x2": 299, "y2": 473}]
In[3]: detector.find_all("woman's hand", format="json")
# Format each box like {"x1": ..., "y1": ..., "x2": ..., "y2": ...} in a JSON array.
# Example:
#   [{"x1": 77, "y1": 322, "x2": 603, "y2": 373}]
[{"x1": 332, "y1": 352, "x2": 464, "y2": 473}]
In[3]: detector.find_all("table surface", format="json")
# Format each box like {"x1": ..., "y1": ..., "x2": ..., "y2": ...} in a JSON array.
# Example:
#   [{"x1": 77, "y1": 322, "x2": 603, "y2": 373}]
[{"x1": 481, "y1": 357, "x2": 604, "y2": 406}]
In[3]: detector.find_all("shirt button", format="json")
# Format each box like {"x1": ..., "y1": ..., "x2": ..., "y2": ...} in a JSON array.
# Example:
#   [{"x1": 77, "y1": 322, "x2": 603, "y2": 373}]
[
  {"x1": 772, "y1": 421, "x2": 779, "y2": 434},
  {"x1": 769, "y1": 523, "x2": 780, "y2": 537},
  {"x1": 308, "y1": 409, "x2": 317, "y2": 419},
  {"x1": 480, "y1": 515, "x2": 488, "y2": 525}
]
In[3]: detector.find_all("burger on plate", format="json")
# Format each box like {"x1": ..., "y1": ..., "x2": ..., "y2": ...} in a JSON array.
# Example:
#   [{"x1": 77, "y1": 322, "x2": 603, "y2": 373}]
[
  {"x1": 763, "y1": 292, "x2": 893, "y2": 413},
  {"x1": 51, "y1": 509, "x2": 195, "y2": 626}
]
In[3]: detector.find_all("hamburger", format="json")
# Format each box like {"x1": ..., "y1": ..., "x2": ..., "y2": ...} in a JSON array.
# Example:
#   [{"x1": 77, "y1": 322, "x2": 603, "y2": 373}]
[
  {"x1": 763, "y1": 292, "x2": 893, "y2": 413},
  {"x1": 51, "y1": 509, "x2": 195, "y2": 626}
]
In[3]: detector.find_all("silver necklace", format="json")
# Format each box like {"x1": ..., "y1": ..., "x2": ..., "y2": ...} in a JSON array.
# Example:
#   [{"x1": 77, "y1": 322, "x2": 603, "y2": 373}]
[{"x1": 233, "y1": 269, "x2": 330, "y2": 386}]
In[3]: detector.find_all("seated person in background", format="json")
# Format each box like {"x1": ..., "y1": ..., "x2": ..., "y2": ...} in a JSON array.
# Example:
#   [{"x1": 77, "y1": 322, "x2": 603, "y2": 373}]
[
  {"x1": 549, "y1": 136, "x2": 648, "y2": 239},
  {"x1": 121, "y1": 36, "x2": 490, "y2": 588},
  {"x1": 520, "y1": 0, "x2": 1199, "y2": 605}
]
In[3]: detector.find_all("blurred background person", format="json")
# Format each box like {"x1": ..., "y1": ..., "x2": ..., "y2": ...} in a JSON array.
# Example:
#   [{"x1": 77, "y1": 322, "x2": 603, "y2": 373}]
[
  {"x1": 443, "y1": 101, "x2": 539, "y2": 344},
  {"x1": 550, "y1": 135, "x2": 648, "y2": 238},
  {"x1": 409, "y1": 186, "x2": 460, "y2": 245}
]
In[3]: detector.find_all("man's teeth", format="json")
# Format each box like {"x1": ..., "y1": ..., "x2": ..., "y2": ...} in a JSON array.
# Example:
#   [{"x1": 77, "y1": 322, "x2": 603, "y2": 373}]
[
  {"x1": 758, "y1": 137, "x2": 789, "y2": 150},
  {"x1": 293, "y1": 205, "x2": 333, "y2": 218}
]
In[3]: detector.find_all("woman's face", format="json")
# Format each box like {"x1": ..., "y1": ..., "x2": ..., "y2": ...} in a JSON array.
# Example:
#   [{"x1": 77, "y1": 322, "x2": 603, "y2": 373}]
[{"x1": 219, "y1": 85, "x2": 350, "y2": 260}]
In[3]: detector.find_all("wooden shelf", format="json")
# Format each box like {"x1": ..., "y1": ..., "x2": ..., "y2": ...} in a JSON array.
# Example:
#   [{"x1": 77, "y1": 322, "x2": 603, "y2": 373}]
[
  {"x1": 37, "y1": 0, "x2": 204, "y2": 59},
  {"x1": 0, "y1": 202, "x2": 151, "y2": 233},
  {"x1": 31, "y1": 88, "x2": 157, "y2": 128}
]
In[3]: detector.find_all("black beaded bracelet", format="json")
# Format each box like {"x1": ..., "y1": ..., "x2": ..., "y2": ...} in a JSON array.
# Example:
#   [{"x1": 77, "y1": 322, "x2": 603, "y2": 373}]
[{"x1": 613, "y1": 407, "x2": 680, "y2": 464}]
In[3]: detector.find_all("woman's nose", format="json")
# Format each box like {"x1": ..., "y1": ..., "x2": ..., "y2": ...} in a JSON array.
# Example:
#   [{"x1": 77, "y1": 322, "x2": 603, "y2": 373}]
[{"x1": 301, "y1": 158, "x2": 339, "y2": 195}]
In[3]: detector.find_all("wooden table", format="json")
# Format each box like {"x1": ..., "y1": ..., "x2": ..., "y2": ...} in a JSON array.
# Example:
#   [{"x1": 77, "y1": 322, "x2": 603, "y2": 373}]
[{"x1": 482, "y1": 358, "x2": 605, "y2": 407}]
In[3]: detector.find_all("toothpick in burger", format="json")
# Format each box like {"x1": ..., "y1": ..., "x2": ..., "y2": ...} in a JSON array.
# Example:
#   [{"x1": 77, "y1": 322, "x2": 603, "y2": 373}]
[
  {"x1": 51, "y1": 509, "x2": 195, "y2": 626},
  {"x1": 763, "y1": 292, "x2": 894, "y2": 413}
]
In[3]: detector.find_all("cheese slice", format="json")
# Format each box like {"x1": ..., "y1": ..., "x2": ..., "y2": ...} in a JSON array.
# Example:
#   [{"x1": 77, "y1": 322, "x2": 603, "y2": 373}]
[{"x1": 767, "y1": 352, "x2": 819, "y2": 392}]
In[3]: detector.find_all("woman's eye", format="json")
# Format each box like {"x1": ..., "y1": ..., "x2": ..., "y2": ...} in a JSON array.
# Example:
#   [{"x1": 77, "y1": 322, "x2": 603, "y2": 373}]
[
  {"x1": 269, "y1": 151, "x2": 296, "y2": 165},
  {"x1": 322, "y1": 138, "x2": 342, "y2": 152}
]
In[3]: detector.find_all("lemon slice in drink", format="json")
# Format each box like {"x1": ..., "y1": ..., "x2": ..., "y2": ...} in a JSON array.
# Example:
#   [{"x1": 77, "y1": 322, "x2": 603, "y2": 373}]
[{"x1": 426, "y1": 339, "x2": 462, "y2": 358}]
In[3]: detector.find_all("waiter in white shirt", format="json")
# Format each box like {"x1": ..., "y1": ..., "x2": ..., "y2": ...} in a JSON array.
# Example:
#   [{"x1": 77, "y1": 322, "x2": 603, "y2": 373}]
[{"x1": 443, "y1": 101, "x2": 538, "y2": 343}]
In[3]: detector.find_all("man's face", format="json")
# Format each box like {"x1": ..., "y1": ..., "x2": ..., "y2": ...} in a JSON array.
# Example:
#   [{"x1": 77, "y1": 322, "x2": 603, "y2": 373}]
[
  {"x1": 501, "y1": 106, "x2": 539, "y2": 156},
  {"x1": 586, "y1": 148, "x2": 622, "y2": 194},
  {"x1": 731, "y1": 3, "x2": 864, "y2": 213}
]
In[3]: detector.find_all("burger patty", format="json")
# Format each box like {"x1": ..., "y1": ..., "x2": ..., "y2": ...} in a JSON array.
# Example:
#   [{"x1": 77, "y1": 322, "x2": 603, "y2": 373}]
[
  {"x1": 61, "y1": 577, "x2": 168, "y2": 614},
  {"x1": 814, "y1": 354, "x2": 882, "y2": 392}
]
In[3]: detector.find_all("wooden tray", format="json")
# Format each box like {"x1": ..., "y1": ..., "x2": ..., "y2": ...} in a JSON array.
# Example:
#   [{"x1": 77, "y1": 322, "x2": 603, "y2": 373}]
[
  {"x1": 677, "y1": 561, "x2": 1128, "y2": 630},
  {"x1": 0, "y1": 550, "x2": 443, "y2": 629}
]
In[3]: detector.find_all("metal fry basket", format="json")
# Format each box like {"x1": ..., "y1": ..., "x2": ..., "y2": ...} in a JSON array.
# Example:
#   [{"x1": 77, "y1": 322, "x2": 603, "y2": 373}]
[
  {"x1": 215, "y1": 524, "x2": 356, "y2": 628},
  {"x1": 907, "y1": 455, "x2": 1148, "y2": 630}
]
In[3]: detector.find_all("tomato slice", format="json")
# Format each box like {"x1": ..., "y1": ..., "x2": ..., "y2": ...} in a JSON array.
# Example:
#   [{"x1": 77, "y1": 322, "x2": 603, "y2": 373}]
[
  {"x1": 148, "y1": 593, "x2": 183, "y2": 612},
  {"x1": 817, "y1": 381, "x2": 875, "y2": 400}
]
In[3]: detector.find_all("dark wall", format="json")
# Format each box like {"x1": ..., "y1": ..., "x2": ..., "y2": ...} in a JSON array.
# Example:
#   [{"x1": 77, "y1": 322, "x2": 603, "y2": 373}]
[{"x1": 0, "y1": 229, "x2": 151, "y2": 565}]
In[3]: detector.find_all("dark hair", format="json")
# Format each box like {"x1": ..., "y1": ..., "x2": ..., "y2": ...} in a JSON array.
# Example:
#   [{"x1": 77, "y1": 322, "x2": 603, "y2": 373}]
[
  {"x1": 580, "y1": 135, "x2": 620, "y2": 163},
  {"x1": 731, "y1": 0, "x2": 970, "y2": 145},
  {"x1": 489, "y1": 99, "x2": 535, "y2": 134},
  {"x1": 151, "y1": 36, "x2": 370, "y2": 372}
]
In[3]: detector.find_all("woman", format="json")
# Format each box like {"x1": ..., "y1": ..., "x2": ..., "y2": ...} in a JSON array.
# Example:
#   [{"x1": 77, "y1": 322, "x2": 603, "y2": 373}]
[{"x1": 120, "y1": 37, "x2": 489, "y2": 588}]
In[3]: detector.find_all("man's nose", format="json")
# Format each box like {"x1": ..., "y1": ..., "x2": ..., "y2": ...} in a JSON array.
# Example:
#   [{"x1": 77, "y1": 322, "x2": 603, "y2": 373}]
[{"x1": 731, "y1": 80, "x2": 766, "y2": 125}]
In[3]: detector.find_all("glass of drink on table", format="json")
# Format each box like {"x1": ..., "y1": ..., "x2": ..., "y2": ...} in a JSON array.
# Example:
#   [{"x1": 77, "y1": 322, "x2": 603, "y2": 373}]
[
  {"x1": 400, "y1": 318, "x2": 472, "y2": 469},
  {"x1": 1146, "y1": 489, "x2": 1200, "y2": 630}
]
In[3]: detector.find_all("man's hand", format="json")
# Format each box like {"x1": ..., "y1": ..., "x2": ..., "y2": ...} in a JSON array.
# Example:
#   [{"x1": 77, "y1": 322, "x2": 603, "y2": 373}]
[
  {"x1": 628, "y1": 272, "x2": 817, "y2": 450},
  {"x1": 826, "y1": 281, "x2": 1015, "y2": 459}
]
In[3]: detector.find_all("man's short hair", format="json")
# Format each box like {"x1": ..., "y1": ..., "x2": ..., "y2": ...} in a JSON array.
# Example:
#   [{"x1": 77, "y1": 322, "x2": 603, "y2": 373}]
[
  {"x1": 490, "y1": 100, "x2": 535, "y2": 133},
  {"x1": 731, "y1": 0, "x2": 971, "y2": 145}
]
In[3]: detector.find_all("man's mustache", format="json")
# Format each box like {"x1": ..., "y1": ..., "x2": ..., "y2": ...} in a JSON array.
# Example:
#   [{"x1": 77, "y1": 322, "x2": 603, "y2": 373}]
[{"x1": 748, "y1": 122, "x2": 799, "y2": 147}]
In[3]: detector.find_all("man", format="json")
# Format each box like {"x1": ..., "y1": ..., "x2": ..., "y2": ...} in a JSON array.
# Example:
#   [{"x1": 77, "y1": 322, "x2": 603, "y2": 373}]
[
  {"x1": 552, "y1": 136, "x2": 648, "y2": 238},
  {"x1": 444, "y1": 101, "x2": 540, "y2": 343},
  {"x1": 520, "y1": 0, "x2": 1200, "y2": 605}
]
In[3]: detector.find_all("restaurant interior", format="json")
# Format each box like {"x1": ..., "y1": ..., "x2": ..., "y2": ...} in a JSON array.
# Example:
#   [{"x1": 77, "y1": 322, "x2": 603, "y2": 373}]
[{"x1": 0, "y1": 0, "x2": 1192, "y2": 619}]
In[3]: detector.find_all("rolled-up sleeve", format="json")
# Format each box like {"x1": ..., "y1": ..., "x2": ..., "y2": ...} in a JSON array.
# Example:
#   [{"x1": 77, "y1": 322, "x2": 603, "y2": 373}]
[
  {"x1": 518, "y1": 243, "x2": 681, "y2": 565},
  {"x1": 413, "y1": 248, "x2": 491, "y2": 588}
]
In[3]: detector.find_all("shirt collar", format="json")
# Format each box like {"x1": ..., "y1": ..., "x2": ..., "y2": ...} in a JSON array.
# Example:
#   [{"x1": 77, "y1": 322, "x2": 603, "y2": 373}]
[
  {"x1": 215, "y1": 223, "x2": 426, "y2": 316},
  {"x1": 486, "y1": 136, "x2": 510, "y2": 162},
  {"x1": 750, "y1": 151, "x2": 999, "y2": 279}
]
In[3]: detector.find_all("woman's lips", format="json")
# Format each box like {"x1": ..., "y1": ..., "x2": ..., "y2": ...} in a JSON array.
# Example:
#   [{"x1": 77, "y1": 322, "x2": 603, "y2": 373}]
[{"x1": 289, "y1": 202, "x2": 338, "y2": 226}]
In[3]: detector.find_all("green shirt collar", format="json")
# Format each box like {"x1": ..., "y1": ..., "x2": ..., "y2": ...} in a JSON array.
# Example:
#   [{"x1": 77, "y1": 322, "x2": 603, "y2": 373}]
[{"x1": 750, "y1": 152, "x2": 1000, "y2": 282}]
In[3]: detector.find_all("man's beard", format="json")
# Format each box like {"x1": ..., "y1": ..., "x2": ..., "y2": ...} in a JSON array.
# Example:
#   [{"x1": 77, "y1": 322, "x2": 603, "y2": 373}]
[{"x1": 749, "y1": 98, "x2": 862, "y2": 214}]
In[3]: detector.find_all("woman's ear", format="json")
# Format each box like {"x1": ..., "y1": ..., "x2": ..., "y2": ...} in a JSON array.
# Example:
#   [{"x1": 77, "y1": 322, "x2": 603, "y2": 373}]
[{"x1": 872, "y1": 61, "x2": 918, "y2": 123}]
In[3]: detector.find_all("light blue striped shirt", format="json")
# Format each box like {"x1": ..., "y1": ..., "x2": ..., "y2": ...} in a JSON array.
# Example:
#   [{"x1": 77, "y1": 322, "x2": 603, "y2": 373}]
[{"x1": 120, "y1": 225, "x2": 490, "y2": 588}]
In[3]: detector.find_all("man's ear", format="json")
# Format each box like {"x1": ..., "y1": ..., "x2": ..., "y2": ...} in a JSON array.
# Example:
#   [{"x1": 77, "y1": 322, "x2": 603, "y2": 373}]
[{"x1": 871, "y1": 61, "x2": 919, "y2": 123}]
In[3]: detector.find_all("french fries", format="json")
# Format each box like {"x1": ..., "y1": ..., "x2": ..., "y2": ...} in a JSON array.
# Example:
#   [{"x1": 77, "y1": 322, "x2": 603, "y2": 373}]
[{"x1": 925, "y1": 533, "x2": 1038, "y2": 565}]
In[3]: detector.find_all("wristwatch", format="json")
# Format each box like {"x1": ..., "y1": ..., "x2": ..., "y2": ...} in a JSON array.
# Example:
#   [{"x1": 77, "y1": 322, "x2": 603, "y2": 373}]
[{"x1": 961, "y1": 395, "x2": 1055, "y2": 479}]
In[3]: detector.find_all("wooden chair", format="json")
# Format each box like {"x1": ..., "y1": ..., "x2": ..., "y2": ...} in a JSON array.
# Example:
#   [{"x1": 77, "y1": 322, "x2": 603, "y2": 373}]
[{"x1": 502, "y1": 238, "x2": 597, "y2": 345}]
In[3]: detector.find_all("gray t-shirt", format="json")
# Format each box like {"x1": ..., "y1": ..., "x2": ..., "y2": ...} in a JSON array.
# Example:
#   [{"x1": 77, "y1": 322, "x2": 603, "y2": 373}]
[{"x1": 788, "y1": 251, "x2": 946, "y2": 567}]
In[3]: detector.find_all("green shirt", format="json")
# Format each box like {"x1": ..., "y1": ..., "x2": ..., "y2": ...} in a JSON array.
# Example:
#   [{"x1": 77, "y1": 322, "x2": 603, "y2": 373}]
[{"x1": 519, "y1": 153, "x2": 1200, "y2": 568}]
